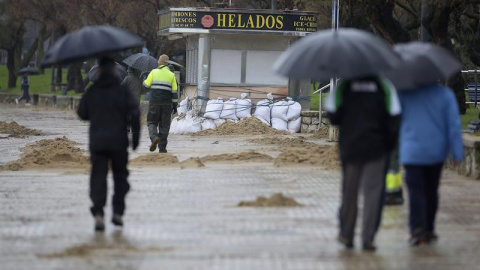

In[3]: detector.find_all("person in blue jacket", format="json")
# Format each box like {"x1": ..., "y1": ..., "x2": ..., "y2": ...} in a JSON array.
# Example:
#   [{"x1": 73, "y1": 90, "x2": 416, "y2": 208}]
[{"x1": 398, "y1": 83, "x2": 463, "y2": 246}]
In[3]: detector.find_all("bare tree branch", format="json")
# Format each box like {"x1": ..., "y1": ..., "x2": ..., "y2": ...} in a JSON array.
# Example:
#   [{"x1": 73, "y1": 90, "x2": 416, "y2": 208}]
[{"x1": 395, "y1": 0, "x2": 418, "y2": 18}]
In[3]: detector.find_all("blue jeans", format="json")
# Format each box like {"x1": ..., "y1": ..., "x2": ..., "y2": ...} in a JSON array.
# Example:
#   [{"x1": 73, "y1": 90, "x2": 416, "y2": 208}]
[{"x1": 404, "y1": 163, "x2": 443, "y2": 234}]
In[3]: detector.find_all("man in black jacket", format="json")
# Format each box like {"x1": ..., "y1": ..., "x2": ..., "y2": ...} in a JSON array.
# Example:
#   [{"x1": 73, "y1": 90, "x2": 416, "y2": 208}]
[
  {"x1": 326, "y1": 76, "x2": 401, "y2": 251},
  {"x1": 77, "y1": 57, "x2": 140, "y2": 231}
]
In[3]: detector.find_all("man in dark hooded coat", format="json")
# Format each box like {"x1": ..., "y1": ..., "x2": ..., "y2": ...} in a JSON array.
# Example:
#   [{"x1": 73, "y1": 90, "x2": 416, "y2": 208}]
[{"x1": 77, "y1": 57, "x2": 140, "y2": 231}]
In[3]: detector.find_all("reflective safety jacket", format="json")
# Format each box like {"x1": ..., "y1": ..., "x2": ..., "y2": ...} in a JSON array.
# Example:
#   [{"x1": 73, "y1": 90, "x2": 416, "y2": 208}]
[{"x1": 143, "y1": 65, "x2": 178, "y2": 105}]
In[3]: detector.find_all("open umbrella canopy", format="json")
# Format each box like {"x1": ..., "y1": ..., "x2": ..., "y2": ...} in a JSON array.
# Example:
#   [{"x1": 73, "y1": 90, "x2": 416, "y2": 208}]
[
  {"x1": 16, "y1": 67, "x2": 40, "y2": 75},
  {"x1": 274, "y1": 28, "x2": 401, "y2": 81},
  {"x1": 40, "y1": 26, "x2": 143, "y2": 68},
  {"x1": 167, "y1": 60, "x2": 184, "y2": 68},
  {"x1": 122, "y1": 53, "x2": 157, "y2": 72},
  {"x1": 88, "y1": 62, "x2": 127, "y2": 82},
  {"x1": 384, "y1": 42, "x2": 462, "y2": 90}
]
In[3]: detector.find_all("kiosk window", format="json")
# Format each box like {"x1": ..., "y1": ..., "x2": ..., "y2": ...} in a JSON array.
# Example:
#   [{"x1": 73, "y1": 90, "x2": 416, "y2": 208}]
[
  {"x1": 246, "y1": 50, "x2": 288, "y2": 86},
  {"x1": 211, "y1": 49, "x2": 242, "y2": 84}
]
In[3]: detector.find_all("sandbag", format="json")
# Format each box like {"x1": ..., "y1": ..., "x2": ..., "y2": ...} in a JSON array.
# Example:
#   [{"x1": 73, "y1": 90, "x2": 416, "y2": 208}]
[
  {"x1": 220, "y1": 98, "x2": 238, "y2": 120},
  {"x1": 204, "y1": 97, "x2": 223, "y2": 119},
  {"x1": 254, "y1": 99, "x2": 272, "y2": 125},
  {"x1": 214, "y1": 118, "x2": 226, "y2": 127},
  {"x1": 286, "y1": 100, "x2": 302, "y2": 121},
  {"x1": 178, "y1": 97, "x2": 189, "y2": 115},
  {"x1": 201, "y1": 118, "x2": 216, "y2": 130},
  {"x1": 169, "y1": 116, "x2": 179, "y2": 134},
  {"x1": 184, "y1": 116, "x2": 202, "y2": 133},
  {"x1": 271, "y1": 101, "x2": 289, "y2": 122},
  {"x1": 287, "y1": 117, "x2": 301, "y2": 133},
  {"x1": 271, "y1": 117, "x2": 288, "y2": 132},
  {"x1": 236, "y1": 98, "x2": 252, "y2": 119}
]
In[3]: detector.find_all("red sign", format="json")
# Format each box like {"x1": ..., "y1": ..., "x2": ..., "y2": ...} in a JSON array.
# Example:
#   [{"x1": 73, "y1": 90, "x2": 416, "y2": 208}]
[{"x1": 201, "y1": 15, "x2": 215, "y2": 28}]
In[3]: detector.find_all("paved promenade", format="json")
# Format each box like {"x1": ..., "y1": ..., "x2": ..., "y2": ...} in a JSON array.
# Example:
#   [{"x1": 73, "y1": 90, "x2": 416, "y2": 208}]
[{"x1": 1, "y1": 106, "x2": 479, "y2": 270}]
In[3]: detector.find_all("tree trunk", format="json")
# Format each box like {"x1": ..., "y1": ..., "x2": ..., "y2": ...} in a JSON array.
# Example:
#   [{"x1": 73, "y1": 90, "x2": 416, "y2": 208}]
[
  {"x1": 56, "y1": 67, "x2": 62, "y2": 85},
  {"x1": 425, "y1": 0, "x2": 467, "y2": 114},
  {"x1": 36, "y1": 26, "x2": 47, "y2": 73},
  {"x1": 66, "y1": 63, "x2": 84, "y2": 93},
  {"x1": 6, "y1": 49, "x2": 17, "y2": 88},
  {"x1": 21, "y1": 37, "x2": 38, "y2": 68}
]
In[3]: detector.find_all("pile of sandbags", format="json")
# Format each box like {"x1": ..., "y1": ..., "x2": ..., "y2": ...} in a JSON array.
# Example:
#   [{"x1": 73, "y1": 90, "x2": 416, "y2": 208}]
[
  {"x1": 253, "y1": 94, "x2": 302, "y2": 133},
  {"x1": 170, "y1": 111, "x2": 202, "y2": 134}
]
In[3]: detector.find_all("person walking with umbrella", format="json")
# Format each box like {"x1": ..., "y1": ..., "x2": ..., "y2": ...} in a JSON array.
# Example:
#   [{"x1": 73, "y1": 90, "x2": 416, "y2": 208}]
[
  {"x1": 15, "y1": 67, "x2": 38, "y2": 105},
  {"x1": 77, "y1": 57, "x2": 141, "y2": 231},
  {"x1": 121, "y1": 67, "x2": 142, "y2": 106},
  {"x1": 143, "y1": 54, "x2": 178, "y2": 153},
  {"x1": 274, "y1": 28, "x2": 403, "y2": 251},
  {"x1": 386, "y1": 42, "x2": 464, "y2": 246}
]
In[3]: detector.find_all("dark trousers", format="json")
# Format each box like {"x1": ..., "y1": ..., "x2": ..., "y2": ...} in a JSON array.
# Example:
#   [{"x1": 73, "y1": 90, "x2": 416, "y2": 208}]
[
  {"x1": 89, "y1": 150, "x2": 130, "y2": 216},
  {"x1": 18, "y1": 87, "x2": 30, "y2": 102},
  {"x1": 339, "y1": 154, "x2": 387, "y2": 243},
  {"x1": 147, "y1": 104, "x2": 171, "y2": 150},
  {"x1": 404, "y1": 163, "x2": 443, "y2": 235}
]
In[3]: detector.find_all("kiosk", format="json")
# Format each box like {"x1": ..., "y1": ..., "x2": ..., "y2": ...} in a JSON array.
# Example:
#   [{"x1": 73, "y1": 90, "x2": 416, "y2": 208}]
[{"x1": 158, "y1": 8, "x2": 318, "y2": 113}]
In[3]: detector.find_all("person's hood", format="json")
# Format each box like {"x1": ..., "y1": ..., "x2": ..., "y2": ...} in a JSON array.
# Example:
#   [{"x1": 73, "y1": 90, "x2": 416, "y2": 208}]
[{"x1": 95, "y1": 73, "x2": 121, "y2": 87}]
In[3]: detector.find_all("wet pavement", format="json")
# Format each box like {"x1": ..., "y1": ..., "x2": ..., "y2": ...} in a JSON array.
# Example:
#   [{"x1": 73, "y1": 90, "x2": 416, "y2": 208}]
[{"x1": 1, "y1": 106, "x2": 480, "y2": 270}]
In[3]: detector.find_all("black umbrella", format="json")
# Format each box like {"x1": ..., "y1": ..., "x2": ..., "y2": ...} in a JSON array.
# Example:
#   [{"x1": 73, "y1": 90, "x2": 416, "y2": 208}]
[
  {"x1": 274, "y1": 28, "x2": 401, "y2": 80},
  {"x1": 88, "y1": 62, "x2": 127, "y2": 82},
  {"x1": 16, "y1": 67, "x2": 40, "y2": 75},
  {"x1": 384, "y1": 42, "x2": 462, "y2": 90},
  {"x1": 122, "y1": 53, "x2": 157, "y2": 72},
  {"x1": 41, "y1": 25, "x2": 143, "y2": 67}
]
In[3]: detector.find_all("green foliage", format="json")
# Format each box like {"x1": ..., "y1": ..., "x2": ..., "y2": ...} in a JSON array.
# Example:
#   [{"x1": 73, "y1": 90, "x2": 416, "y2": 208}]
[{"x1": 461, "y1": 107, "x2": 480, "y2": 130}]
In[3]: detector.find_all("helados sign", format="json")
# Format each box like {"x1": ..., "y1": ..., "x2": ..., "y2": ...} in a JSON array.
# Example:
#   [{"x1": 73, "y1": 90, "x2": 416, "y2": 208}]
[{"x1": 159, "y1": 9, "x2": 318, "y2": 34}]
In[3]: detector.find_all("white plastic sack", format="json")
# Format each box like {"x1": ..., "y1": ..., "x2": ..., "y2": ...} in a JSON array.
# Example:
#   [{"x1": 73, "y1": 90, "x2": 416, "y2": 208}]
[
  {"x1": 204, "y1": 98, "x2": 223, "y2": 120},
  {"x1": 184, "y1": 117, "x2": 202, "y2": 133},
  {"x1": 236, "y1": 98, "x2": 252, "y2": 119},
  {"x1": 287, "y1": 117, "x2": 301, "y2": 133},
  {"x1": 177, "y1": 97, "x2": 189, "y2": 115},
  {"x1": 201, "y1": 118, "x2": 216, "y2": 130},
  {"x1": 214, "y1": 118, "x2": 226, "y2": 127},
  {"x1": 220, "y1": 98, "x2": 238, "y2": 120},
  {"x1": 286, "y1": 99, "x2": 302, "y2": 121},
  {"x1": 271, "y1": 118, "x2": 288, "y2": 132},
  {"x1": 271, "y1": 101, "x2": 289, "y2": 122},
  {"x1": 169, "y1": 116, "x2": 179, "y2": 134},
  {"x1": 254, "y1": 99, "x2": 272, "y2": 125}
]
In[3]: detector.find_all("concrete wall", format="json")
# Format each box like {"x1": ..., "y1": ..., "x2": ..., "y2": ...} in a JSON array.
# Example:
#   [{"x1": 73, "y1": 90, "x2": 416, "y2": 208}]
[{"x1": 445, "y1": 134, "x2": 480, "y2": 181}]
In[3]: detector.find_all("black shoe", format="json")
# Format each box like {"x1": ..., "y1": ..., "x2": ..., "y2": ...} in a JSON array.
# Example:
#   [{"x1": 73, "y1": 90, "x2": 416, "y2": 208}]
[
  {"x1": 159, "y1": 148, "x2": 167, "y2": 153},
  {"x1": 149, "y1": 137, "x2": 161, "y2": 152},
  {"x1": 408, "y1": 229, "x2": 425, "y2": 246},
  {"x1": 94, "y1": 215, "x2": 105, "y2": 231},
  {"x1": 337, "y1": 235, "x2": 354, "y2": 249},
  {"x1": 362, "y1": 241, "x2": 376, "y2": 251},
  {"x1": 112, "y1": 214, "x2": 123, "y2": 227},
  {"x1": 424, "y1": 231, "x2": 438, "y2": 243}
]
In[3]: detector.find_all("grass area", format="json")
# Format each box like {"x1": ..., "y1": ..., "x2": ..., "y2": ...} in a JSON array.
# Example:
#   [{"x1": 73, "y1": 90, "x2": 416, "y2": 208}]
[
  {"x1": 310, "y1": 83, "x2": 328, "y2": 111},
  {"x1": 461, "y1": 107, "x2": 480, "y2": 129},
  {"x1": 0, "y1": 65, "x2": 84, "y2": 97}
]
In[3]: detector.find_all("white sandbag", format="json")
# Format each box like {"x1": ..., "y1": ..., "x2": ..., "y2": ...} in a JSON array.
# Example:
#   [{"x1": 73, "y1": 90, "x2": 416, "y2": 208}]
[
  {"x1": 220, "y1": 98, "x2": 238, "y2": 120},
  {"x1": 271, "y1": 101, "x2": 289, "y2": 122},
  {"x1": 177, "y1": 97, "x2": 189, "y2": 115},
  {"x1": 256, "y1": 117, "x2": 270, "y2": 126},
  {"x1": 214, "y1": 118, "x2": 226, "y2": 127},
  {"x1": 286, "y1": 99, "x2": 302, "y2": 121},
  {"x1": 236, "y1": 98, "x2": 252, "y2": 119},
  {"x1": 287, "y1": 117, "x2": 301, "y2": 133},
  {"x1": 271, "y1": 117, "x2": 288, "y2": 132},
  {"x1": 254, "y1": 99, "x2": 272, "y2": 125},
  {"x1": 201, "y1": 118, "x2": 216, "y2": 130},
  {"x1": 184, "y1": 116, "x2": 202, "y2": 133},
  {"x1": 174, "y1": 118, "x2": 187, "y2": 135},
  {"x1": 204, "y1": 97, "x2": 223, "y2": 119},
  {"x1": 169, "y1": 116, "x2": 179, "y2": 134}
]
